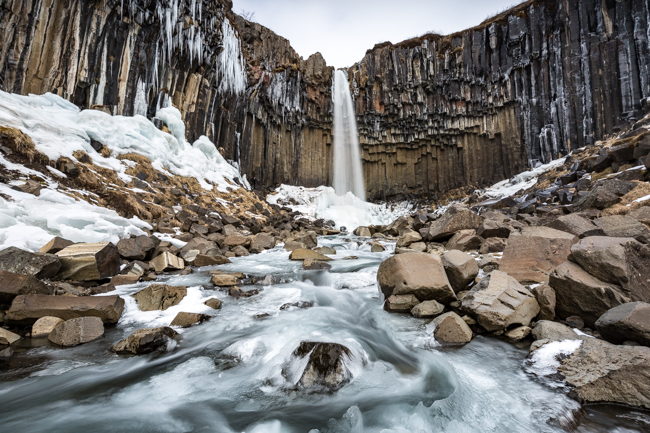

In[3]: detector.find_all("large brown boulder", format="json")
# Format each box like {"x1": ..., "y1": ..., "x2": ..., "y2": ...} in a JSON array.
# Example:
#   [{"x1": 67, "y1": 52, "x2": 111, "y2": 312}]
[
  {"x1": 116, "y1": 236, "x2": 159, "y2": 260},
  {"x1": 426, "y1": 205, "x2": 484, "y2": 242},
  {"x1": 569, "y1": 236, "x2": 650, "y2": 302},
  {"x1": 48, "y1": 317, "x2": 104, "y2": 347},
  {"x1": 0, "y1": 270, "x2": 50, "y2": 304},
  {"x1": 5, "y1": 294, "x2": 124, "y2": 325},
  {"x1": 56, "y1": 242, "x2": 120, "y2": 281},
  {"x1": 544, "y1": 214, "x2": 605, "y2": 239},
  {"x1": 291, "y1": 342, "x2": 351, "y2": 392},
  {"x1": 0, "y1": 247, "x2": 61, "y2": 279},
  {"x1": 595, "y1": 302, "x2": 650, "y2": 346},
  {"x1": 461, "y1": 271, "x2": 539, "y2": 332},
  {"x1": 499, "y1": 227, "x2": 577, "y2": 284},
  {"x1": 377, "y1": 253, "x2": 456, "y2": 304},
  {"x1": 549, "y1": 260, "x2": 629, "y2": 327},
  {"x1": 111, "y1": 327, "x2": 178, "y2": 355},
  {"x1": 442, "y1": 250, "x2": 479, "y2": 293},
  {"x1": 223, "y1": 233, "x2": 248, "y2": 247},
  {"x1": 194, "y1": 254, "x2": 231, "y2": 266},
  {"x1": 445, "y1": 230, "x2": 484, "y2": 251},
  {"x1": 132, "y1": 284, "x2": 187, "y2": 311},
  {"x1": 432, "y1": 312, "x2": 473, "y2": 344}
]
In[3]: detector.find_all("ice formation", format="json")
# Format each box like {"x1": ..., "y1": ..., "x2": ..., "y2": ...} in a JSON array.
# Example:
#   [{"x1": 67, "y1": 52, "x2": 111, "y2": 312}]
[
  {"x1": 525, "y1": 340, "x2": 583, "y2": 381},
  {"x1": 480, "y1": 156, "x2": 567, "y2": 199}
]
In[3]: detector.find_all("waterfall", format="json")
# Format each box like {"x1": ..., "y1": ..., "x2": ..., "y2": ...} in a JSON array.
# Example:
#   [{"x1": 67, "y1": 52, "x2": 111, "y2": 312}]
[{"x1": 332, "y1": 70, "x2": 365, "y2": 200}]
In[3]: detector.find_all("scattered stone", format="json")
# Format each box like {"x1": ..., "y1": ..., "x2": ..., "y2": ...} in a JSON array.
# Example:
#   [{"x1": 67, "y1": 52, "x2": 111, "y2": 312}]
[
  {"x1": 0, "y1": 270, "x2": 50, "y2": 304},
  {"x1": 194, "y1": 254, "x2": 231, "y2": 266},
  {"x1": 432, "y1": 312, "x2": 473, "y2": 344},
  {"x1": 249, "y1": 233, "x2": 276, "y2": 253},
  {"x1": 384, "y1": 294, "x2": 420, "y2": 312},
  {"x1": 210, "y1": 273, "x2": 239, "y2": 286},
  {"x1": 48, "y1": 317, "x2": 104, "y2": 347},
  {"x1": 261, "y1": 275, "x2": 275, "y2": 286},
  {"x1": 132, "y1": 284, "x2": 187, "y2": 311},
  {"x1": 224, "y1": 233, "x2": 248, "y2": 247},
  {"x1": 315, "y1": 246, "x2": 336, "y2": 255},
  {"x1": 5, "y1": 294, "x2": 124, "y2": 325},
  {"x1": 353, "y1": 226, "x2": 371, "y2": 237},
  {"x1": 505, "y1": 326, "x2": 531, "y2": 340},
  {"x1": 56, "y1": 242, "x2": 120, "y2": 281},
  {"x1": 544, "y1": 214, "x2": 605, "y2": 239},
  {"x1": 232, "y1": 245, "x2": 250, "y2": 256},
  {"x1": 111, "y1": 327, "x2": 178, "y2": 355},
  {"x1": 531, "y1": 283, "x2": 556, "y2": 321},
  {"x1": 595, "y1": 302, "x2": 650, "y2": 346},
  {"x1": 396, "y1": 229, "x2": 422, "y2": 248},
  {"x1": 0, "y1": 328, "x2": 21, "y2": 344},
  {"x1": 427, "y1": 205, "x2": 484, "y2": 242},
  {"x1": 442, "y1": 250, "x2": 479, "y2": 293},
  {"x1": 499, "y1": 227, "x2": 577, "y2": 284},
  {"x1": 461, "y1": 271, "x2": 540, "y2": 332},
  {"x1": 377, "y1": 253, "x2": 456, "y2": 304},
  {"x1": 293, "y1": 232, "x2": 318, "y2": 249},
  {"x1": 629, "y1": 207, "x2": 650, "y2": 225},
  {"x1": 289, "y1": 249, "x2": 332, "y2": 261},
  {"x1": 150, "y1": 251, "x2": 185, "y2": 273},
  {"x1": 303, "y1": 258, "x2": 332, "y2": 270},
  {"x1": 370, "y1": 243, "x2": 385, "y2": 252},
  {"x1": 0, "y1": 247, "x2": 61, "y2": 279},
  {"x1": 410, "y1": 300, "x2": 444, "y2": 318},
  {"x1": 116, "y1": 236, "x2": 159, "y2": 260},
  {"x1": 170, "y1": 312, "x2": 210, "y2": 328},
  {"x1": 31, "y1": 316, "x2": 64, "y2": 338},
  {"x1": 39, "y1": 237, "x2": 74, "y2": 254},
  {"x1": 479, "y1": 237, "x2": 507, "y2": 254},
  {"x1": 445, "y1": 230, "x2": 484, "y2": 251},
  {"x1": 204, "y1": 298, "x2": 222, "y2": 309},
  {"x1": 343, "y1": 255, "x2": 359, "y2": 260},
  {"x1": 292, "y1": 341, "x2": 351, "y2": 392}
]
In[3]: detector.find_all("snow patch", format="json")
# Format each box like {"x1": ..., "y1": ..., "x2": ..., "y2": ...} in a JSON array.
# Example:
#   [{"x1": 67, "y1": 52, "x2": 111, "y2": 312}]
[{"x1": 525, "y1": 340, "x2": 582, "y2": 381}]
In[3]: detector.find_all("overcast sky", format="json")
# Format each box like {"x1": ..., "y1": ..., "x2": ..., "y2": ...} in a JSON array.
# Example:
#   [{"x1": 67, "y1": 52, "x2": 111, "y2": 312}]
[{"x1": 233, "y1": 0, "x2": 526, "y2": 68}]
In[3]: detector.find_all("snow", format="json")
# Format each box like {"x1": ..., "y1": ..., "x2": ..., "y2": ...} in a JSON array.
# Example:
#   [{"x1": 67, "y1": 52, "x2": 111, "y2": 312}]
[
  {"x1": 0, "y1": 90, "x2": 247, "y2": 192},
  {"x1": 525, "y1": 340, "x2": 582, "y2": 382},
  {"x1": 480, "y1": 157, "x2": 566, "y2": 199},
  {"x1": 633, "y1": 194, "x2": 650, "y2": 204}
]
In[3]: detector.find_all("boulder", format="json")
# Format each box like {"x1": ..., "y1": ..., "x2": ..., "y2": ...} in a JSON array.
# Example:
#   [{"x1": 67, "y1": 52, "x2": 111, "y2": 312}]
[
  {"x1": 170, "y1": 312, "x2": 210, "y2": 328},
  {"x1": 569, "y1": 236, "x2": 650, "y2": 302},
  {"x1": 232, "y1": 245, "x2": 249, "y2": 257},
  {"x1": 377, "y1": 253, "x2": 456, "y2": 304},
  {"x1": 384, "y1": 294, "x2": 420, "y2": 313},
  {"x1": 204, "y1": 298, "x2": 222, "y2": 309},
  {"x1": 531, "y1": 283, "x2": 556, "y2": 321},
  {"x1": 31, "y1": 316, "x2": 64, "y2": 338},
  {"x1": 575, "y1": 180, "x2": 637, "y2": 210},
  {"x1": 292, "y1": 232, "x2": 318, "y2": 249},
  {"x1": 111, "y1": 327, "x2": 178, "y2": 355},
  {"x1": 0, "y1": 347, "x2": 12, "y2": 361},
  {"x1": 549, "y1": 260, "x2": 629, "y2": 327},
  {"x1": 284, "y1": 241, "x2": 307, "y2": 251},
  {"x1": 461, "y1": 271, "x2": 540, "y2": 332},
  {"x1": 132, "y1": 284, "x2": 187, "y2": 311},
  {"x1": 289, "y1": 249, "x2": 332, "y2": 261},
  {"x1": 629, "y1": 206, "x2": 650, "y2": 225},
  {"x1": 39, "y1": 237, "x2": 74, "y2": 254},
  {"x1": 558, "y1": 338, "x2": 650, "y2": 408},
  {"x1": 594, "y1": 215, "x2": 650, "y2": 244},
  {"x1": 223, "y1": 233, "x2": 248, "y2": 247},
  {"x1": 385, "y1": 216, "x2": 412, "y2": 236},
  {"x1": 5, "y1": 294, "x2": 124, "y2": 325},
  {"x1": 110, "y1": 275, "x2": 140, "y2": 286},
  {"x1": 353, "y1": 226, "x2": 372, "y2": 237},
  {"x1": 499, "y1": 227, "x2": 577, "y2": 284},
  {"x1": 544, "y1": 214, "x2": 605, "y2": 238},
  {"x1": 445, "y1": 230, "x2": 484, "y2": 252},
  {"x1": 396, "y1": 229, "x2": 422, "y2": 248},
  {"x1": 505, "y1": 326, "x2": 531, "y2": 340},
  {"x1": 479, "y1": 237, "x2": 507, "y2": 254},
  {"x1": 442, "y1": 250, "x2": 479, "y2": 293},
  {"x1": 116, "y1": 236, "x2": 159, "y2": 260},
  {"x1": 180, "y1": 238, "x2": 216, "y2": 255},
  {"x1": 56, "y1": 242, "x2": 120, "y2": 281},
  {"x1": 370, "y1": 243, "x2": 385, "y2": 253},
  {"x1": 531, "y1": 320, "x2": 581, "y2": 342},
  {"x1": 150, "y1": 252, "x2": 185, "y2": 273},
  {"x1": 249, "y1": 233, "x2": 276, "y2": 253},
  {"x1": 194, "y1": 254, "x2": 231, "y2": 266},
  {"x1": 0, "y1": 328, "x2": 21, "y2": 344},
  {"x1": 48, "y1": 317, "x2": 104, "y2": 347},
  {"x1": 210, "y1": 273, "x2": 239, "y2": 286},
  {"x1": 0, "y1": 247, "x2": 61, "y2": 279},
  {"x1": 303, "y1": 258, "x2": 332, "y2": 270},
  {"x1": 476, "y1": 219, "x2": 513, "y2": 239},
  {"x1": 0, "y1": 270, "x2": 50, "y2": 304},
  {"x1": 292, "y1": 342, "x2": 351, "y2": 391},
  {"x1": 595, "y1": 302, "x2": 650, "y2": 346},
  {"x1": 427, "y1": 205, "x2": 484, "y2": 242},
  {"x1": 315, "y1": 246, "x2": 336, "y2": 255},
  {"x1": 432, "y1": 312, "x2": 473, "y2": 344},
  {"x1": 410, "y1": 300, "x2": 444, "y2": 318}
]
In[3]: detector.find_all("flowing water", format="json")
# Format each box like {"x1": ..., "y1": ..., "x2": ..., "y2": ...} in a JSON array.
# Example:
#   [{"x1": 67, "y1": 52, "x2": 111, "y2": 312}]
[{"x1": 0, "y1": 237, "x2": 648, "y2": 432}]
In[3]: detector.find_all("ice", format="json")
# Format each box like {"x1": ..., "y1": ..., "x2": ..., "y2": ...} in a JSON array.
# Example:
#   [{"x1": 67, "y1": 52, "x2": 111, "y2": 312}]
[
  {"x1": 480, "y1": 156, "x2": 567, "y2": 199},
  {"x1": 216, "y1": 19, "x2": 247, "y2": 95},
  {"x1": 525, "y1": 339, "x2": 582, "y2": 379}
]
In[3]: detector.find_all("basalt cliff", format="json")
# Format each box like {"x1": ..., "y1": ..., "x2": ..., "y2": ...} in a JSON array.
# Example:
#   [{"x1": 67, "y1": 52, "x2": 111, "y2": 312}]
[{"x1": 1, "y1": 0, "x2": 649, "y2": 199}]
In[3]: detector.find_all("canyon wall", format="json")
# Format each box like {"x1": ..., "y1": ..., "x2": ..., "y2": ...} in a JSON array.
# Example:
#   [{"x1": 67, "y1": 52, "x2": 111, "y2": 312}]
[{"x1": 1, "y1": 0, "x2": 649, "y2": 199}]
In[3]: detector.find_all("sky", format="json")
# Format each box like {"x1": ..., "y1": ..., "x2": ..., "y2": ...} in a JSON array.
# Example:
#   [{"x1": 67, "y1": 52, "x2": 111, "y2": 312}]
[{"x1": 233, "y1": 0, "x2": 527, "y2": 68}]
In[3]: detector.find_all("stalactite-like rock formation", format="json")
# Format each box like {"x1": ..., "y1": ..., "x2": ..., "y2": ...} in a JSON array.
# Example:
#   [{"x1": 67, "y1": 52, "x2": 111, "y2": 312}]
[{"x1": 1, "y1": 0, "x2": 649, "y2": 199}]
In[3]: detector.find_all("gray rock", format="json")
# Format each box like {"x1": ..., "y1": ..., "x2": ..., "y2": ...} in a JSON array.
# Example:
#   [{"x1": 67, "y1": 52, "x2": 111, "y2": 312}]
[
  {"x1": 446, "y1": 230, "x2": 484, "y2": 252},
  {"x1": 48, "y1": 317, "x2": 104, "y2": 347},
  {"x1": 628, "y1": 207, "x2": 650, "y2": 225},
  {"x1": 427, "y1": 205, "x2": 484, "y2": 242},
  {"x1": 111, "y1": 327, "x2": 178, "y2": 355},
  {"x1": 116, "y1": 236, "x2": 159, "y2": 261},
  {"x1": 544, "y1": 214, "x2": 605, "y2": 238},
  {"x1": 0, "y1": 270, "x2": 51, "y2": 304},
  {"x1": 442, "y1": 250, "x2": 479, "y2": 293},
  {"x1": 31, "y1": 316, "x2": 64, "y2": 338},
  {"x1": 476, "y1": 219, "x2": 513, "y2": 239},
  {"x1": 531, "y1": 283, "x2": 556, "y2": 321},
  {"x1": 479, "y1": 237, "x2": 507, "y2": 254},
  {"x1": 5, "y1": 294, "x2": 124, "y2": 325},
  {"x1": 0, "y1": 328, "x2": 21, "y2": 344},
  {"x1": 384, "y1": 294, "x2": 420, "y2": 313},
  {"x1": 595, "y1": 302, "x2": 650, "y2": 346},
  {"x1": 204, "y1": 298, "x2": 222, "y2": 309},
  {"x1": 410, "y1": 300, "x2": 444, "y2": 318},
  {"x1": 170, "y1": 312, "x2": 210, "y2": 328},
  {"x1": 433, "y1": 312, "x2": 473, "y2": 344},
  {"x1": 594, "y1": 215, "x2": 650, "y2": 244},
  {"x1": 0, "y1": 247, "x2": 61, "y2": 279},
  {"x1": 292, "y1": 342, "x2": 351, "y2": 392},
  {"x1": 132, "y1": 284, "x2": 187, "y2": 311},
  {"x1": 531, "y1": 320, "x2": 580, "y2": 342}
]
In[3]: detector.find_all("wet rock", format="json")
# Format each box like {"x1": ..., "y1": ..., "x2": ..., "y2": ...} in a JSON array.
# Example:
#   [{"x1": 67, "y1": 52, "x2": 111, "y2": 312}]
[
  {"x1": 531, "y1": 283, "x2": 556, "y2": 321},
  {"x1": 595, "y1": 302, "x2": 650, "y2": 346},
  {"x1": 370, "y1": 243, "x2": 385, "y2": 252},
  {"x1": 442, "y1": 250, "x2": 479, "y2": 293},
  {"x1": 249, "y1": 233, "x2": 276, "y2": 253},
  {"x1": 499, "y1": 227, "x2": 577, "y2": 284},
  {"x1": 0, "y1": 328, "x2": 21, "y2": 345},
  {"x1": 505, "y1": 326, "x2": 532, "y2": 340},
  {"x1": 5, "y1": 294, "x2": 124, "y2": 325},
  {"x1": 314, "y1": 246, "x2": 336, "y2": 255},
  {"x1": 303, "y1": 258, "x2": 332, "y2": 270},
  {"x1": 384, "y1": 294, "x2": 420, "y2": 313},
  {"x1": 445, "y1": 230, "x2": 484, "y2": 252},
  {"x1": 170, "y1": 312, "x2": 210, "y2": 328},
  {"x1": 410, "y1": 300, "x2": 444, "y2": 318},
  {"x1": 289, "y1": 249, "x2": 332, "y2": 261},
  {"x1": 111, "y1": 327, "x2": 178, "y2": 355},
  {"x1": 479, "y1": 237, "x2": 507, "y2": 254},
  {"x1": 38, "y1": 237, "x2": 74, "y2": 254},
  {"x1": 427, "y1": 206, "x2": 484, "y2": 242},
  {"x1": 549, "y1": 261, "x2": 629, "y2": 328},
  {"x1": 0, "y1": 270, "x2": 51, "y2": 304},
  {"x1": 284, "y1": 241, "x2": 306, "y2": 251},
  {"x1": 292, "y1": 232, "x2": 318, "y2": 249},
  {"x1": 594, "y1": 215, "x2": 650, "y2": 244},
  {"x1": 31, "y1": 316, "x2": 64, "y2": 338},
  {"x1": 48, "y1": 317, "x2": 104, "y2": 347},
  {"x1": 353, "y1": 226, "x2": 371, "y2": 237},
  {"x1": 396, "y1": 229, "x2": 422, "y2": 248},
  {"x1": 56, "y1": 242, "x2": 120, "y2": 281},
  {"x1": 0, "y1": 347, "x2": 12, "y2": 361},
  {"x1": 194, "y1": 254, "x2": 231, "y2": 266},
  {"x1": 280, "y1": 301, "x2": 313, "y2": 310},
  {"x1": 204, "y1": 298, "x2": 222, "y2": 309},
  {"x1": 210, "y1": 273, "x2": 239, "y2": 286},
  {"x1": 0, "y1": 247, "x2": 61, "y2": 279},
  {"x1": 116, "y1": 236, "x2": 159, "y2": 261},
  {"x1": 377, "y1": 253, "x2": 456, "y2": 304},
  {"x1": 132, "y1": 284, "x2": 187, "y2": 311},
  {"x1": 544, "y1": 214, "x2": 605, "y2": 239},
  {"x1": 292, "y1": 342, "x2": 352, "y2": 392},
  {"x1": 385, "y1": 217, "x2": 411, "y2": 236},
  {"x1": 433, "y1": 312, "x2": 473, "y2": 344},
  {"x1": 110, "y1": 274, "x2": 140, "y2": 286},
  {"x1": 150, "y1": 252, "x2": 185, "y2": 273},
  {"x1": 461, "y1": 271, "x2": 539, "y2": 332}
]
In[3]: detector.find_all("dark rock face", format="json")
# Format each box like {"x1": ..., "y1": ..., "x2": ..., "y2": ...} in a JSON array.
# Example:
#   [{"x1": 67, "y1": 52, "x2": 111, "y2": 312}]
[
  {"x1": 596, "y1": 302, "x2": 650, "y2": 346},
  {"x1": 111, "y1": 327, "x2": 178, "y2": 355},
  {"x1": 2, "y1": 0, "x2": 648, "y2": 199},
  {"x1": 0, "y1": 271, "x2": 51, "y2": 304},
  {"x1": 0, "y1": 247, "x2": 61, "y2": 279},
  {"x1": 292, "y1": 342, "x2": 352, "y2": 392},
  {"x1": 5, "y1": 294, "x2": 125, "y2": 325}
]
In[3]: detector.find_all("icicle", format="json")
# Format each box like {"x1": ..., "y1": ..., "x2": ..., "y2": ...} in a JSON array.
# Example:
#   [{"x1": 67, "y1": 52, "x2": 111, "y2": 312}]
[{"x1": 216, "y1": 19, "x2": 247, "y2": 95}]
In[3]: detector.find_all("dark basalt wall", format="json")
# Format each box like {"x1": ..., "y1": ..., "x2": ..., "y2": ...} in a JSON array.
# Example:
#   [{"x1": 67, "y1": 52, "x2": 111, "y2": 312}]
[{"x1": 1, "y1": 0, "x2": 649, "y2": 199}]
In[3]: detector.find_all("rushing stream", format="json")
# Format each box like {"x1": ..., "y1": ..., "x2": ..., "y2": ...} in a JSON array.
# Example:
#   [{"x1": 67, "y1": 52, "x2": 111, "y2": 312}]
[{"x1": 1, "y1": 236, "x2": 649, "y2": 433}]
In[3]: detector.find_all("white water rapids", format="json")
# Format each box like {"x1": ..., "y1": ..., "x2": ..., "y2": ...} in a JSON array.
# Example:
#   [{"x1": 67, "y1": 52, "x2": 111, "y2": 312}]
[{"x1": 0, "y1": 236, "x2": 645, "y2": 432}]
